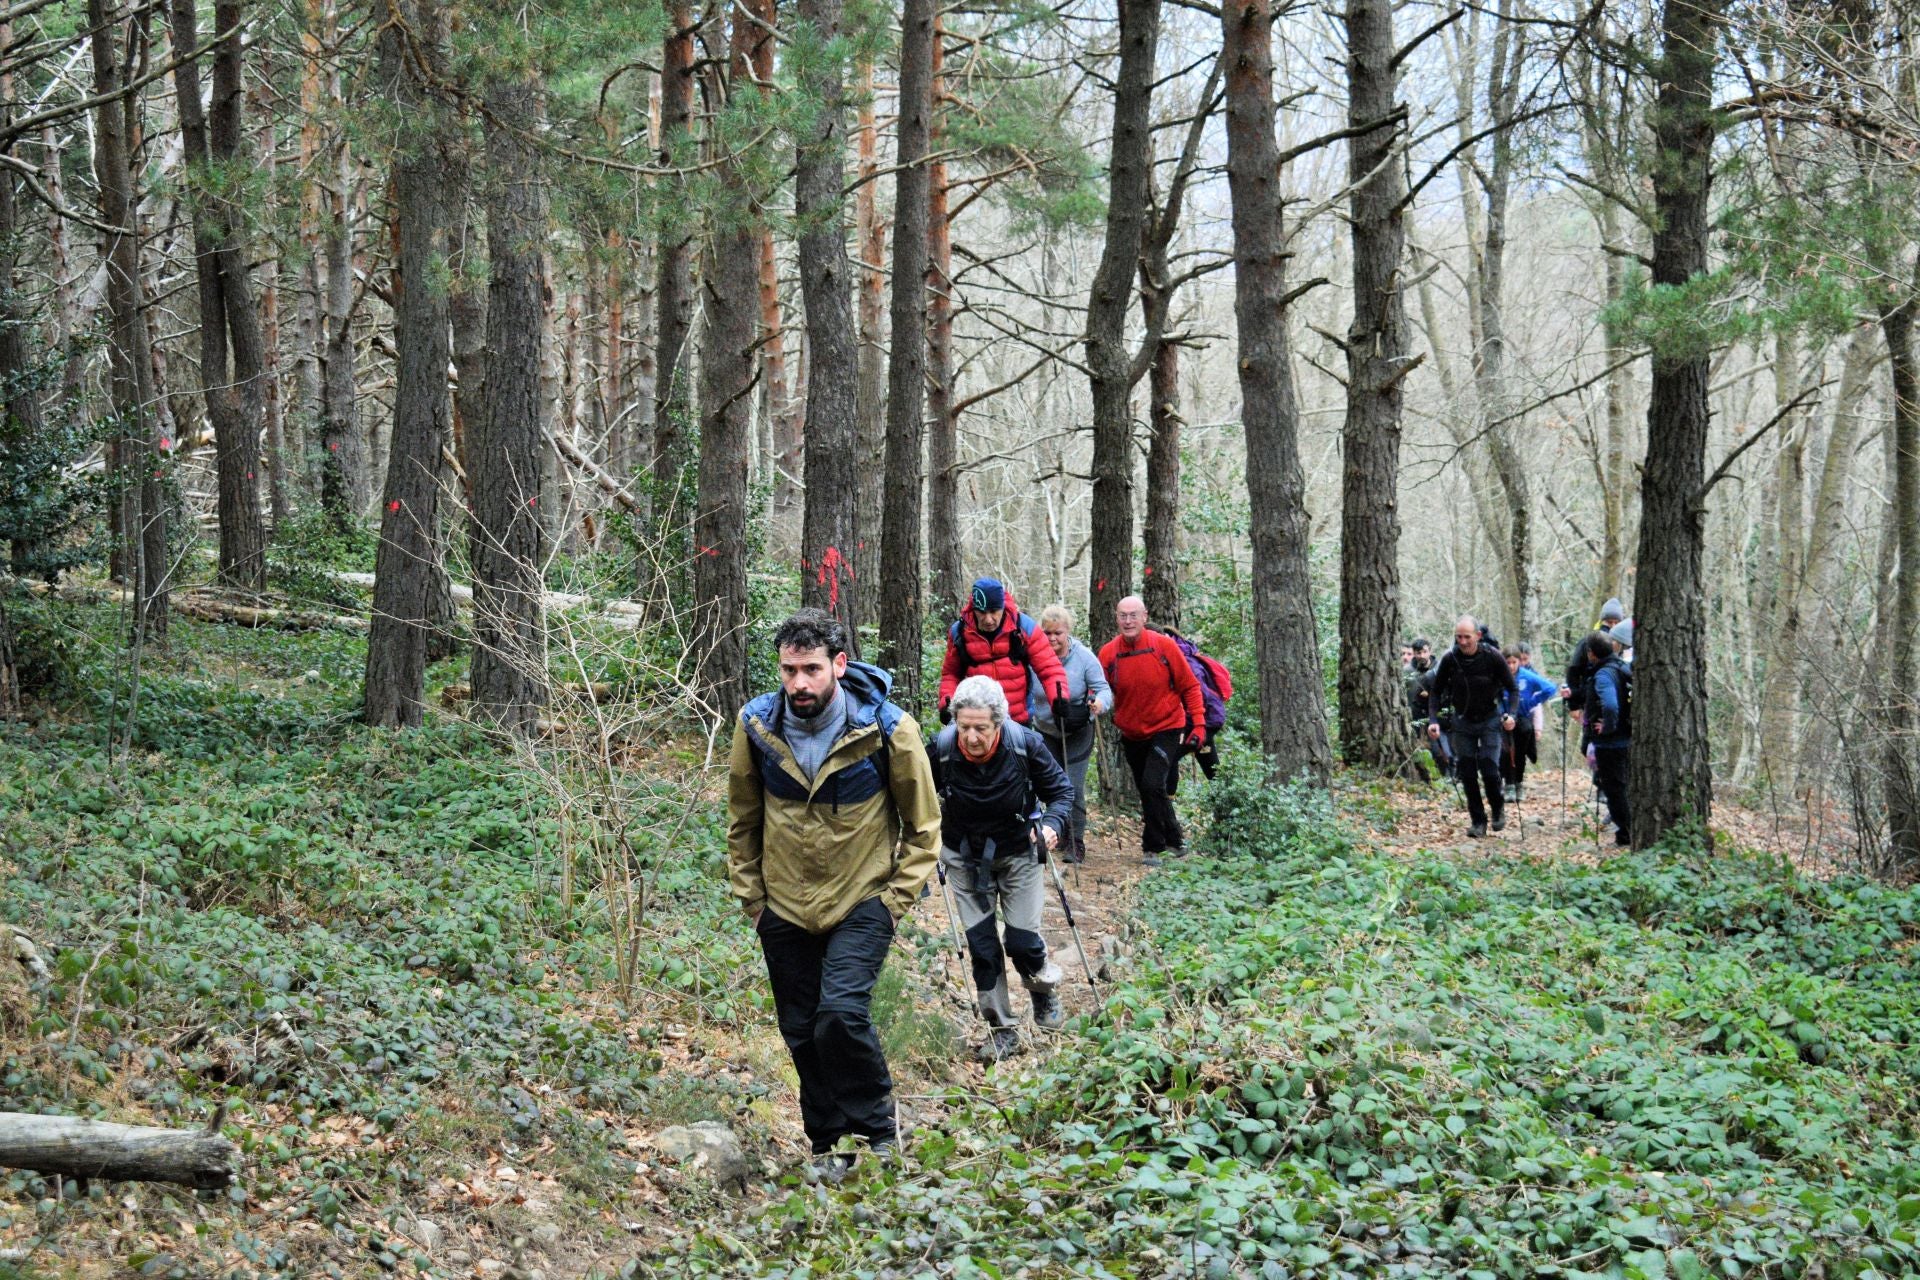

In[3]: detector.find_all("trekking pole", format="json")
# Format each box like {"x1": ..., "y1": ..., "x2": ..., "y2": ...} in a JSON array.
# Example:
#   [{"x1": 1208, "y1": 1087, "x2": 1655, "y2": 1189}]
[
  {"x1": 1034, "y1": 821, "x2": 1099, "y2": 994},
  {"x1": 1559, "y1": 706, "x2": 1569, "y2": 825},
  {"x1": 1050, "y1": 712, "x2": 1081, "y2": 889},
  {"x1": 934, "y1": 861, "x2": 983, "y2": 1013}
]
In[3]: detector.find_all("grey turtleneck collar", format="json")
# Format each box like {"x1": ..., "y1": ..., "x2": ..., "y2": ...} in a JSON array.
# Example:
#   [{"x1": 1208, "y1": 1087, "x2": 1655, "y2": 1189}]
[{"x1": 781, "y1": 684, "x2": 847, "y2": 782}]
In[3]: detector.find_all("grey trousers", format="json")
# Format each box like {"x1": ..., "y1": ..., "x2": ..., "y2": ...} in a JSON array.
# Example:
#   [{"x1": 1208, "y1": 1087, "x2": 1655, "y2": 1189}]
[{"x1": 940, "y1": 844, "x2": 1061, "y2": 1026}]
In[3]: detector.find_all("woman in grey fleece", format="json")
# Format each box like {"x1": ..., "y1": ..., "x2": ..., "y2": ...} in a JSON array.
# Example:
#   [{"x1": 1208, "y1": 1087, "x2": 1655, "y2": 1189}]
[{"x1": 1026, "y1": 603, "x2": 1112, "y2": 862}]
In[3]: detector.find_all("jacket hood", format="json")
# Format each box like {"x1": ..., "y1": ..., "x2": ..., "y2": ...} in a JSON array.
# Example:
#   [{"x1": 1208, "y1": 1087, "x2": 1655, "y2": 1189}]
[{"x1": 837, "y1": 660, "x2": 895, "y2": 727}]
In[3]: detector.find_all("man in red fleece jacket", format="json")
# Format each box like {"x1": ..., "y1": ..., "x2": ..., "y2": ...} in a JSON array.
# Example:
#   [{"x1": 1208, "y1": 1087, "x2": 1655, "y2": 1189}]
[{"x1": 1097, "y1": 595, "x2": 1206, "y2": 864}]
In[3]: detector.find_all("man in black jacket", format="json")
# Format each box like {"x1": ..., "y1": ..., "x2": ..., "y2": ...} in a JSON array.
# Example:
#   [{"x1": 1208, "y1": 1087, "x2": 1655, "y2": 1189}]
[{"x1": 1427, "y1": 616, "x2": 1518, "y2": 837}]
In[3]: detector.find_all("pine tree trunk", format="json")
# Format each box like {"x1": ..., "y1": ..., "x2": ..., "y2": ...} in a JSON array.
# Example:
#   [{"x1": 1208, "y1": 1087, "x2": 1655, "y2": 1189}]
[
  {"x1": 0, "y1": 588, "x2": 16, "y2": 719},
  {"x1": 256, "y1": 93, "x2": 289, "y2": 528},
  {"x1": 1084, "y1": 0, "x2": 1159, "y2": 636},
  {"x1": 691, "y1": 4, "x2": 765, "y2": 717},
  {"x1": 1222, "y1": 0, "x2": 1331, "y2": 784},
  {"x1": 1878, "y1": 287, "x2": 1920, "y2": 869},
  {"x1": 318, "y1": 6, "x2": 364, "y2": 530},
  {"x1": 1474, "y1": 1, "x2": 1533, "y2": 643},
  {"x1": 853, "y1": 64, "x2": 888, "y2": 632},
  {"x1": 468, "y1": 78, "x2": 550, "y2": 735},
  {"x1": 1628, "y1": 0, "x2": 1723, "y2": 848},
  {"x1": 1141, "y1": 337, "x2": 1182, "y2": 628},
  {"x1": 651, "y1": 3, "x2": 698, "y2": 546},
  {"x1": 170, "y1": 0, "x2": 267, "y2": 590},
  {"x1": 1, "y1": 76, "x2": 45, "y2": 679},
  {"x1": 364, "y1": 0, "x2": 459, "y2": 729},
  {"x1": 794, "y1": 0, "x2": 860, "y2": 641},
  {"x1": 1336, "y1": 0, "x2": 1409, "y2": 772},
  {"x1": 89, "y1": 0, "x2": 167, "y2": 642},
  {"x1": 924, "y1": 22, "x2": 963, "y2": 619},
  {"x1": 877, "y1": 0, "x2": 935, "y2": 707}
]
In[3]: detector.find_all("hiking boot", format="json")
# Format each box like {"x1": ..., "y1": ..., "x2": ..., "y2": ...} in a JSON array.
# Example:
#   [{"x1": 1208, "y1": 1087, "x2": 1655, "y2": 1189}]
[
  {"x1": 1491, "y1": 807, "x2": 1507, "y2": 833},
  {"x1": 1142, "y1": 850, "x2": 1165, "y2": 868},
  {"x1": 1468, "y1": 822, "x2": 1487, "y2": 839},
  {"x1": 867, "y1": 1137, "x2": 899, "y2": 1165},
  {"x1": 976, "y1": 1026, "x2": 1023, "y2": 1062},
  {"x1": 1031, "y1": 990, "x2": 1065, "y2": 1031},
  {"x1": 808, "y1": 1152, "x2": 855, "y2": 1186}
]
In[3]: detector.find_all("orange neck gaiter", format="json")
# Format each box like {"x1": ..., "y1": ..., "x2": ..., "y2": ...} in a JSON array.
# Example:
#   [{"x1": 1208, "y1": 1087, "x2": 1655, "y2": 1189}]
[{"x1": 958, "y1": 729, "x2": 1001, "y2": 764}]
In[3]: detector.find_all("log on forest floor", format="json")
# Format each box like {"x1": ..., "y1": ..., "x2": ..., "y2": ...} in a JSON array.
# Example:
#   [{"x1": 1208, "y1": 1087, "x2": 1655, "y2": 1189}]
[
  {"x1": 171, "y1": 594, "x2": 369, "y2": 633},
  {"x1": 0, "y1": 1110, "x2": 239, "y2": 1189}
]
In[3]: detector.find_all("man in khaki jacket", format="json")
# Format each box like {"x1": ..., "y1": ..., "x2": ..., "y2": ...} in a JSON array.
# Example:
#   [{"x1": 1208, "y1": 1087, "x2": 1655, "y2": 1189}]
[{"x1": 727, "y1": 608, "x2": 941, "y2": 1179}]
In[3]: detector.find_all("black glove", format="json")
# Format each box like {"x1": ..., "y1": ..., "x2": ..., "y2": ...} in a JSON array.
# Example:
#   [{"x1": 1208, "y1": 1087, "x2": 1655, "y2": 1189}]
[
  {"x1": 938, "y1": 703, "x2": 952, "y2": 725},
  {"x1": 1051, "y1": 696, "x2": 1070, "y2": 725}
]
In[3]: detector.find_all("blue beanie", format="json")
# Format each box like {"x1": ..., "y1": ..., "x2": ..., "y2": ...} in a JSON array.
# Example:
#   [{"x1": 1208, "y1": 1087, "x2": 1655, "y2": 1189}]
[{"x1": 971, "y1": 578, "x2": 1005, "y2": 612}]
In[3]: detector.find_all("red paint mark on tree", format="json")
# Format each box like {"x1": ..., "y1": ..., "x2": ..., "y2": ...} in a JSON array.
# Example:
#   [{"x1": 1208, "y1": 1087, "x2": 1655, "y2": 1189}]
[
  {"x1": 159, "y1": 437, "x2": 172, "y2": 451},
  {"x1": 388, "y1": 499, "x2": 401, "y2": 513},
  {"x1": 1096, "y1": 578, "x2": 1106, "y2": 592},
  {"x1": 816, "y1": 545, "x2": 849, "y2": 610},
  {"x1": 1143, "y1": 565, "x2": 1154, "y2": 576},
  {"x1": 329, "y1": 441, "x2": 340, "y2": 452}
]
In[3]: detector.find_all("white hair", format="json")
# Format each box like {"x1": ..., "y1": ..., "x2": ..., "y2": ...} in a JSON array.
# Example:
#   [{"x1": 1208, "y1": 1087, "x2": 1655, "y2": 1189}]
[{"x1": 950, "y1": 675, "x2": 1009, "y2": 725}]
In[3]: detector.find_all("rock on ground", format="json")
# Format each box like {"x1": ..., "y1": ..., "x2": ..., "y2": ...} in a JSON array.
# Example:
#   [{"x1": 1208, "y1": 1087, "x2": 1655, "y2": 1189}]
[{"x1": 652, "y1": 1121, "x2": 750, "y2": 1189}]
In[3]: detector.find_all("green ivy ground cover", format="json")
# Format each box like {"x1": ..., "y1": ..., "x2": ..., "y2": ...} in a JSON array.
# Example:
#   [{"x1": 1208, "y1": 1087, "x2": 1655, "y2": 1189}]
[
  {"x1": 0, "y1": 609, "x2": 769, "y2": 1275},
  {"x1": 666, "y1": 784, "x2": 1920, "y2": 1279}
]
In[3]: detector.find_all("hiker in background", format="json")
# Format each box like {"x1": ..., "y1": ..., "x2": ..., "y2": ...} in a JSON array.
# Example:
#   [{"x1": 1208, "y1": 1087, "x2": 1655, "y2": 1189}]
[
  {"x1": 1580, "y1": 631, "x2": 1633, "y2": 846},
  {"x1": 726, "y1": 609, "x2": 942, "y2": 1183},
  {"x1": 1027, "y1": 604, "x2": 1110, "y2": 863},
  {"x1": 1501, "y1": 642, "x2": 1558, "y2": 802},
  {"x1": 937, "y1": 578, "x2": 1069, "y2": 728},
  {"x1": 1098, "y1": 595, "x2": 1206, "y2": 867},
  {"x1": 1610, "y1": 619, "x2": 1634, "y2": 668},
  {"x1": 1427, "y1": 616, "x2": 1518, "y2": 838},
  {"x1": 930, "y1": 676, "x2": 1076, "y2": 1061},
  {"x1": 1561, "y1": 597, "x2": 1626, "y2": 720},
  {"x1": 1405, "y1": 636, "x2": 1452, "y2": 779}
]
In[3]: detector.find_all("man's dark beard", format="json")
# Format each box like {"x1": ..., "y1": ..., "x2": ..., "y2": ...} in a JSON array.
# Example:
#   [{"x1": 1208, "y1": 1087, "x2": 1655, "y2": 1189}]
[
  {"x1": 1413, "y1": 655, "x2": 1432, "y2": 671},
  {"x1": 787, "y1": 681, "x2": 838, "y2": 719}
]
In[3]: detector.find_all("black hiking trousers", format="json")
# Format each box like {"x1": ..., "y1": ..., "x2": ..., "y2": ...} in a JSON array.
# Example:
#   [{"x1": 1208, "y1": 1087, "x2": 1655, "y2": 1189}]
[
  {"x1": 1122, "y1": 729, "x2": 1187, "y2": 853},
  {"x1": 757, "y1": 897, "x2": 897, "y2": 1153},
  {"x1": 1449, "y1": 715, "x2": 1505, "y2": 828},
  {"x1": 1594, "y1": 744, "x2": 1631, "y2": 846}
]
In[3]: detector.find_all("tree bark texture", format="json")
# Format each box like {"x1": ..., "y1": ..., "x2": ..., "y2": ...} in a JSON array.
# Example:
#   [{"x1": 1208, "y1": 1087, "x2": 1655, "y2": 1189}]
[
  {"x1": 0, "y1": 1112, "x2": 239, "y2": 1190},
  {"x1": 652, "y1": 3, "x2": 698, "y2": 532},
  {"x1": 1336, "y1": 0, "x2": 1410, "y2": 772},
  {"x1": 315, "y1": 0, "x2": 365, "y2": 527},
  {"x1": 794, "y1": 0, "x2": 860, "y2": 642},
  {"x1": 365, "y1": 0, "x2": 459, "y2": 729},
  {"x1": 1083, "y1": 0, "x2": 1159, "y2": 637},
  {"x1": 692, "y1": 2, "x2": 766, "y2": 717},
  {"x1": 169, "y1": 0, "x2": 267, "y2": 590},
  {"x1": 877, "y1": 0, "x2": 935, "y2": 707},
  {"x1": 1878, "y1": 290, "x2": 1920, "y2": 869},
  {"x1": 89, "y1": 0, "x2": 167, "y2": 641},
  {"x1": 853, "y1": 62, "x2": 888, "y2": 633},
  {"x1": 468, "y1": 78, "x2": 551, "y2": 735},
  {"x1": 1221, "y1": 0, "x2": 1332, "y2": 784},
  {"x1": 1142, "y1": 337, "x2": 1181, "y2": 628},
  {"x1": 1628, "y1": 0, "x2": 1723, "y2": 848},
  {"x1": 924, "y1": 21, "x2": 963, "y2": 619}
]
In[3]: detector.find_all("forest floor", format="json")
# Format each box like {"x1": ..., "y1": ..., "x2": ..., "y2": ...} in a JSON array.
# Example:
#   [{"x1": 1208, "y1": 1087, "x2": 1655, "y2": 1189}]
[{"x1": 3, "y1": 599, "x2": 1919, "y2": 1279}]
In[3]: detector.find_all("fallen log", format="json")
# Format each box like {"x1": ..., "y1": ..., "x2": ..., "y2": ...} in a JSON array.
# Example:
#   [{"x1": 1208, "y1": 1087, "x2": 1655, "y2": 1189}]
[
  {"x1": 0, "y1": 1108, "x2": 239, "y2": 1189},
  {"x1": 171, "y1": 594, "x2": 368, "y2": 634}
]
